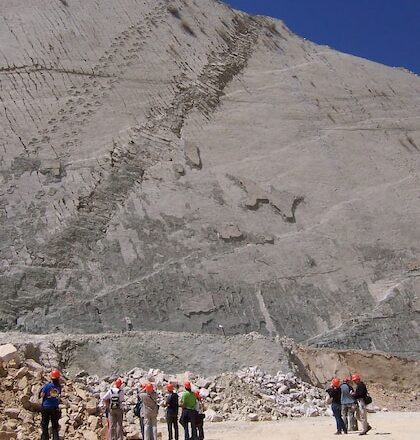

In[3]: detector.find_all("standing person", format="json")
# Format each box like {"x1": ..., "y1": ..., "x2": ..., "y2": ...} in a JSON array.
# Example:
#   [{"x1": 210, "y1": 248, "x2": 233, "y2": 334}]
[
  {"x1": 39, "y1": 369, "x2": 62, "y2": 440},
  {"x1": 134, "y1": 385, "x2": 145, "y2": 440},
  {"x1": 326, "y1": 377, "x2": 347, "y2": 435},
  {"x1": 180, "y1": 381, "x2": 198, "y2": 440},
  {"x1": 140, "y1": 383, "x2": 159, "y2": 440},
  {"x1": 102, "y1": 378, "x2": 125, "y2": 440},
  {"x1": 165, "y1": 383, "x2": 179, "y2": 440},
  {"x1": 351, "y1": 374, "x2": 372, "y2": 436},
  {"x1": 341, "y1": 377, "x2": 358, "y2": 432},
  {"x1": 194, "y1": 391, "x2": 206, "y2": 440}
]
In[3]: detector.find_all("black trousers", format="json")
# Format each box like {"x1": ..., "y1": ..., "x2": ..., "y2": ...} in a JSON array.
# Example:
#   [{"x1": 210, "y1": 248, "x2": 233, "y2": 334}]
[
  {"x1": 41, "y1": 407, "x2": 60, "y2": 440},
  {"x1": 180, "y1": 409, "x2": 198, "y2": 440},
  {"x1": 166, "y1": 413, "x2": 179, "y2": 440}
]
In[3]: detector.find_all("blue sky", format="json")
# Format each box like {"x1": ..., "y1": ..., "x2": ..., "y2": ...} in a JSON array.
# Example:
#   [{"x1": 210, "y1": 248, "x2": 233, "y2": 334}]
[{"x1": 225, "y1": 0, "x2": 420, "y2": 74}]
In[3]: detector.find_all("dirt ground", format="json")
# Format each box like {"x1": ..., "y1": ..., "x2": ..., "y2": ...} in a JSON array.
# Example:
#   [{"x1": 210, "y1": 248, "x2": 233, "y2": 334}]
[{"x1": 160, "y1": 413, "x2": 420, "y2": 440}]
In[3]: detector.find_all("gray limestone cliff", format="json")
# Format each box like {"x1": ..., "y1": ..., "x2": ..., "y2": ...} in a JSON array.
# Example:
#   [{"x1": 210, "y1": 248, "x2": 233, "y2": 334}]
[{"x1": 0, "y1": 0, "x2": 419, "y2": 359}]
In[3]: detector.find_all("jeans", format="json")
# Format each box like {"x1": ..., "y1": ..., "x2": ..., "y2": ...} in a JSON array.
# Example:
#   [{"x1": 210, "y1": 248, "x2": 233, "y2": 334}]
[
  {"x1": 167, "y1": 413, "x2": 179, "y2": 440},
  {"x1": 331, "y1": 402, "x2": 346, "y2": 433},
  {"x1": 41, "y1": 408, "x2": 60, "y2": 440},
  {"x1": 180, "y1": 409, "x2": 198, "y2": 440},
  {"x1": 144, "y1": 416, "x2": 158, "y2": 440}
]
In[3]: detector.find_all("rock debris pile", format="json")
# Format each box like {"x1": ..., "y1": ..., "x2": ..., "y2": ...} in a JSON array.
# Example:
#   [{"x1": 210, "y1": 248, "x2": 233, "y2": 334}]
[
  {"x1": 0, "y1": 345, "x2": 105, "y2": 440},
  {"x1": 1, "y1": 344, "x2": 328, "y2": 440},
  {"x1": 80, "y1": 366, "x2": 328, "y2": 426},
  {"x1": 232, "y1": 366, "x2": 328, "y2": 419}
]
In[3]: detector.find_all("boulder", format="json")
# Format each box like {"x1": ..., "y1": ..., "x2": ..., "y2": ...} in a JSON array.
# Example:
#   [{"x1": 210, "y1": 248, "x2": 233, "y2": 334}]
[
  {"x1": 86, "y1": 398, "x2": 98, "y2": 415},
  {"x1": 88, "y1": 415, "x2": 100, "y2": 431},
  {"x1": 199, "y1": 388, "x2": 210, "y2": 398},
  {"x1": 204, "y1": 409, "x2": 223, "y2": 422},
  {"x1": 196, "y1": 378, "x2": 211, "y2": 389},
  {"x1": 247, "y1": 413, "x2": 259, "y2": 422},
  {"x1": 17, "y1": 376, "x2": 28, "y2": 390},
  {"x1": 82, "y1": 431, "x2": 99, "y2": 440},
  {"x1": 20, "y1": 395, "x2": 41, "y2": 413},
  {"x1": 74, "y1": 386, "x2": 88, "y2": 401},
  {"x1": 277, "y1": 385, "x2": 289, "y2": 394},
  {"x1": 0, "y1": 345, "x2": 19, "y2": 364},
  {"x1": 0, "y1": 432, "x2": 17, "y2": 440},
  {"x1": 15, "y1": 367, "x2": 29, "y2": 379},
  {"x1": 4, "y1": 408, "x2": 21, "y2": 419},
  {"x1": 24, "y1": 359, "x2": 44, "y2": 371},
  {"x1": 305, "y1": 406, "x2": 319, "y2": 417}
]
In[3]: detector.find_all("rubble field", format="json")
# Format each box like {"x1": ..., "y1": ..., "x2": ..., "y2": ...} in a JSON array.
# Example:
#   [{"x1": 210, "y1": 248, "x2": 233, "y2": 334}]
[{"x1": 1, "y1": 343, "x2": 418, "y2": 440}]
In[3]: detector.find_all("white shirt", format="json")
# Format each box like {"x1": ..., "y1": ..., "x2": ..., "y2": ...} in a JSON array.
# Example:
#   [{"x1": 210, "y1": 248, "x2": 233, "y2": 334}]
[{"x1": 102, "y1": 387, "x2": 125, "y2": 403}]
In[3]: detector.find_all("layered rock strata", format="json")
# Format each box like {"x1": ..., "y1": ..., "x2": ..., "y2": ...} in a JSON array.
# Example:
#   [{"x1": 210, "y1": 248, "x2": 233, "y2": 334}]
[{"x1": 0, "y1": 0, "x2": 419, "y2": 358}]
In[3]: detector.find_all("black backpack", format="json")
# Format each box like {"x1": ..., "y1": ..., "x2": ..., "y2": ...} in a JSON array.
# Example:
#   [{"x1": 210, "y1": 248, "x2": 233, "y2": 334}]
[
  {"x1": 134, "y1": 398, "x2": 142, "y2": 417},
  {"x1": 364, "y1": 394, "x2": 373, "y2": 405}
]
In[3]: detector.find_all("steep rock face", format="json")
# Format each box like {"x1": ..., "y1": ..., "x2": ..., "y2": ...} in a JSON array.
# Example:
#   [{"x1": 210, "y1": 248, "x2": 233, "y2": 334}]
[{"x1": 0, "y1": 0, "x2": 419, "y2": 357}]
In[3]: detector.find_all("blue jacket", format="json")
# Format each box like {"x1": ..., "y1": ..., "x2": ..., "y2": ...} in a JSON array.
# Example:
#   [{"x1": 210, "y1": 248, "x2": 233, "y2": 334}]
[{"x1": 340, "y1": 383, "x2": 355, "y2": 405}]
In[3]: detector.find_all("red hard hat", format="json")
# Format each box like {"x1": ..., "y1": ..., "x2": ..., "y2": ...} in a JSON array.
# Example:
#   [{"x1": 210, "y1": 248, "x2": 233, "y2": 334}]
[
  {"x1": 331, "y1": 378, "x2": 341, "y2": 388},
  {"x1": 145, "y1": 383, "x2": 154, "y2": 393},
  {"x1": 184, "y1": 381, "x2": 191, "y2": 390},
  {"x1": 166, "y1": 383, "x2": 174, "y2": 392},
  {"x1": 351, "y1": 374, "x2": 361, "y2": 382},
  {"x1": 115, "y1": 378, "x2": 123, "y2": 388},
  {"x1": 50, "y1": 369, "x2": 61, "y2": 380}
]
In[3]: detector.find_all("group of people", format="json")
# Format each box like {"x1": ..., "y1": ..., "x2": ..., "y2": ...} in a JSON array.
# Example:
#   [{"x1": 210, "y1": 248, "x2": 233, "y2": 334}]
[
  {"x1": 37, "y1": 368, "x2": 205, "y2": 440},
  {"x1": 36, "y1": 368, "x2": 373, "y2": 440},
  {"x1": 326, "y1": 374, "x2": 372, "y2": 436},
  {"x1": 103, "y1": 378, "x2": 206, "y2": 440}
]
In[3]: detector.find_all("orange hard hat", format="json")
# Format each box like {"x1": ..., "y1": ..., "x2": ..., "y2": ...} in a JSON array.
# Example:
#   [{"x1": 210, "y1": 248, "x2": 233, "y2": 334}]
[
  {"x1": 166, "y1": 383, "x2": 174, "y2": 392},
  {"x1": 351, "y1": 374, "x2": 361, "y2": 382},
  {"x1": 184, "y1": 381, "x2": 191, "y2": 390},
  {"x1": 331, "y1": 378, "x2": 341, "y2": 388},
  {"x1": 145, "y1": 383, "x2": 154, "y2": 393},
  {"x1": 115, "y1": 378, "x2": 123, "y2": 388},
  {"x1": 50, "y1": 369, "x2": 61, "y2": 380}
]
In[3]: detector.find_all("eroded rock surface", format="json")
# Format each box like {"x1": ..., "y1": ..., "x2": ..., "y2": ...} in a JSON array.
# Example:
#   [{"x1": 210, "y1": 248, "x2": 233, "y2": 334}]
[{"x1": 0, "y1": 0, "x2": 419, "y2": 358}]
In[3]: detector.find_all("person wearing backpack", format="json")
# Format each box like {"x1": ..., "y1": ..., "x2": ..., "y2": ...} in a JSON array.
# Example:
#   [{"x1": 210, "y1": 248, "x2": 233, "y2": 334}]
[
  {"x1": 39, "y1": 369, "x2": 62, "y2": 440},
  {"x1": 351, "y1": 374, "x2": 372, "y2": 436},
  {"x1": 165, "y1": 383, "x2": 179, "y2": 440},
  {"x1": 102, "y1": 378, "x2": 125, "y2": 440},
  {"x1": 140, "y1": 383, "x2": 159, "y2": 440}
]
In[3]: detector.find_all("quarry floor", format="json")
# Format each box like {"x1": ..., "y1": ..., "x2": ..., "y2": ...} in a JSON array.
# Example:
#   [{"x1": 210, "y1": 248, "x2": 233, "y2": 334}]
[{"x1": 159, "y1": 413, "x2": 420, "y2": 440}]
